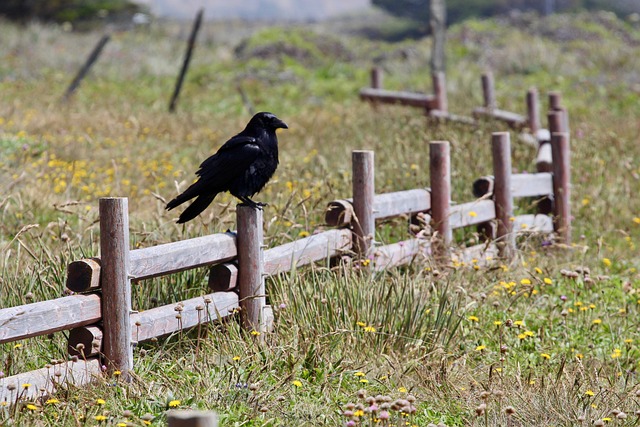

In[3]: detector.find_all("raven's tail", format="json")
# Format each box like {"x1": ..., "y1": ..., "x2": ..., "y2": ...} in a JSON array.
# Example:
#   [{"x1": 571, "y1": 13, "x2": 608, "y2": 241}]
[
  {"x1": 176, "y1": 193, "x2": 217, "y2": 223},
  {"x1": 166, "y1": 181, "x2": 202, "y2": 211}
]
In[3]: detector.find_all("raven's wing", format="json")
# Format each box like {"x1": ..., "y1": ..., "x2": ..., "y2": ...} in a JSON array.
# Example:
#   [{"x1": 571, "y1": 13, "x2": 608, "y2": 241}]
[
  {"x1": 166, "y1": 136, "x2": 261, "y2": 211},
  {"x1": 195, "y1": 135, "x2": 261, "y2": 187}
]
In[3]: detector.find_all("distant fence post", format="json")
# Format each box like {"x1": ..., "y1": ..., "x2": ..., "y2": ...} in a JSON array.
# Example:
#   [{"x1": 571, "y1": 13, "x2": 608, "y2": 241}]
[
  {"x1": 481, "y1": 71, "x2": 496, "y2": 110},
  {"x1": 548, "y1": 91, "x2": 562, "y2": 111},
  {"x1": 429, "y1": 141, "x2": 451, "y2": 261},
  {"x1": 432, "y1": 72, "x2": 447, "y2": 112},
  {"x1": 352, "y1": 150, "x2": 375, "y2": 259},
  {"x1": 168, "y1": 8, "x2": 204, "y2": 113},
  {"x1": 371, "y1": 67, "x2": 383, "y2": 89},
  {"x1": 62, "y1": 34, "x2": 110, "y2": 102},
  {"x1": 491, "y1": 132, "x2": 515, "y2": 259},
  {"x1": 237, "y1": 205, "x2": 265, "y2": 332},
  {"x1": 99, "y1": 197, "x2": 133, "y2": 379},
  {"x1": 168, "y1": 410, "x2": 218, "y2": 427},
  {"x1": 526, "y1": 88, "x2": 540, "y2": 133},
  {"x1": 551, "y1": 132, "x2": 571, "y2": 244}
]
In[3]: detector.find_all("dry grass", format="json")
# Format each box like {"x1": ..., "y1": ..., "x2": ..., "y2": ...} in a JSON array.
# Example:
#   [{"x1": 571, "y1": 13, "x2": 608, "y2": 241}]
[{"x1": 1, "y1": 12, "x2": 640, "y2": 426}]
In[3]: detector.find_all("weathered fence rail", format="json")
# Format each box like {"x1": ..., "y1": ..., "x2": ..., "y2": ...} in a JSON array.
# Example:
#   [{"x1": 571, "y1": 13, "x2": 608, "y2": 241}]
[{"x1": 0, "y1": 126, "x2": 570, "y2": 405}]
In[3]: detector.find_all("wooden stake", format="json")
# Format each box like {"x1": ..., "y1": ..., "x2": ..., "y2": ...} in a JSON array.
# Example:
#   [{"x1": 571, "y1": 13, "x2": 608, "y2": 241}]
[
  {"x1": 548, "y1": 91, "x2": 562, "y2": 110},
  {"x1": 551, "y1": 132, "x2": 571, "y2": 244},
  {"x1": 429, "y1": 141, "x2": 451, "y2": 260},
  {"x1": 236, "y1": 205, "x2": 265, "y2": 332},
  {"x1": 491, "y1": 132, "x2": 515, "y2": 258},
  {"x1": 168, "y1": 8, "x2": 204, "y2": 113},
  {"x1": 99, "y1": 197, "x2": 133, "y2": 379},
  {"x1": 481, "y1": 71, "x2": 496, "y2": 110},
  {"x1": 432, "y1": 72, "x2": 448, "y2": 112},
  {"x1": 526, "y1": 88, "x2": 540, "y2": 133},
  {"x1": 548, "y1": 110, "x2": 564, "y2": 134},
  {"x1": 371, "y1": 67, "x2": 383, "y2": 89},
  {"x1": 62, "y1": 34, "x2": 110, "y2": 102},
  {"x1": 352, "y1": 150, "x2": 375, "y2": 258}
]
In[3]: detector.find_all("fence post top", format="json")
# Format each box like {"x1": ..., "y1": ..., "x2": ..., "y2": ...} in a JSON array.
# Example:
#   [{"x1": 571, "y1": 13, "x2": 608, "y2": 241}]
[
  {"x1": 352, "y1": 149, "x2": 374, "y2": 155},
  {"x1": 429, "y1": 140, "x2": 449, "y2": 146},
  {"x1": 492, "y1": 132, "x2": 511, "y2": 141},
  {"x1": 99, "y1": 197, "x2": 128, "y2": 201}
]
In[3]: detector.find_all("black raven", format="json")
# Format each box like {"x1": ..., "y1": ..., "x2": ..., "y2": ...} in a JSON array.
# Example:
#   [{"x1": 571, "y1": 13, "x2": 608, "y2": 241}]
[{"x1": 166, "y1": 112, "x2": 288, "y2": 223}]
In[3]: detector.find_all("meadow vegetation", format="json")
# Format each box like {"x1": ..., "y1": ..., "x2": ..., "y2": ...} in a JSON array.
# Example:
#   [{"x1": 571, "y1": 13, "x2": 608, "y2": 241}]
[{"x1": 1, "y1": 9, "x2": 640, "y2": 426}]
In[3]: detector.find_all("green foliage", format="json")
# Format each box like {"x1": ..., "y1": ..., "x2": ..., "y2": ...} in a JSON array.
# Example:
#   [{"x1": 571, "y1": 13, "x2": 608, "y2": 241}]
[
  {"x1": 372, "y1": 0, "x2": 640, "y2": 27},
  {"x1": 1, "y1": 11, "x2": 640, "y2": 427},
  {"x1": 0, "y1": 0, "x2": 141, "y2": 24}
]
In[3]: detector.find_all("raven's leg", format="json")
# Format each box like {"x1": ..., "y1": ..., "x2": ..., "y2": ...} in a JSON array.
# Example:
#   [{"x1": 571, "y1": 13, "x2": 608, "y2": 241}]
[{"x1": 237, "y1": 196, "x2": 266, "y2": 210}]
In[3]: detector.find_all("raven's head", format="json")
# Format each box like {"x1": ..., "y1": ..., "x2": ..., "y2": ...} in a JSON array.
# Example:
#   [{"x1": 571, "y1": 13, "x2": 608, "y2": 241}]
[{"x1": 252, "y1": 112, "x2": 288, "y2": 131}]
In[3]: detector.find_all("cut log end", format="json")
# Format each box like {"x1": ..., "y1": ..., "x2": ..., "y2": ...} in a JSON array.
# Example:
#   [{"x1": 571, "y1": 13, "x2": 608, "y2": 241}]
[
  {"x1": 66, "y1": 258, "x2": 101, "y2": 292},
  {"x1": 325, "y1": 200, "x2": 353, "y2": 227},
  {"x1": 208, "y1": 263, "x2": 238, "y2": 292}
]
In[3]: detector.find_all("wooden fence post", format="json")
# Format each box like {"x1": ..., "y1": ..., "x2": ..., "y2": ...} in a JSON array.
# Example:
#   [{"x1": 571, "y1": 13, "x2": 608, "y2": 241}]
[
  {"x1": 371, "y1": 67, "x2": 383, "y2": 89},
  {"x1": 352, "y1": 150, "x2": 375, "y2": 259},
  {"x1": 99, "y1": 197, "x2": 133, "y2": 378},
  {"x1": 237, "y1": 205, "x2": 265, "y2": 332},
  {"x1": 168, "y1": 8, "x2": 204, "y2": 113},
  {"x1": 62, "y1": 34, "x2": 110, "y2": 102},
  {"x1": 168, "y1": 410, "x2": 218, "y2": 427},
  {"x1": 432, "y1": 72, "x2": 448, "y2": 112},
  {"x1": 491, "y1": 132, "x2": 515, "y2": 258},
  {"x1": 429, "y1": 141, "x2": 451, "y2": 261},
  {"x1": 551, "y1": 132, "x2": 571, "y2": 244},
  {"x1": 548, "y1": 91, "x2": 562, "y2": 111},
  {"x1": 526, "y1": 88, "x2": 540, "y2": 133},
  {"x1": 481, "y1": 71, "x2": 496, "y2": 110}
]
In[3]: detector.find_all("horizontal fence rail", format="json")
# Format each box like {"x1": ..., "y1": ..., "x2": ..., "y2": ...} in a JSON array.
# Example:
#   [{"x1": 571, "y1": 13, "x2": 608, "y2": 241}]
[
  {"x1": 0, "y1": 122, "x2": 570, "y2": 405},
  {"x1": 0, "y1": 294, "x2": 101, "y2": 345}
]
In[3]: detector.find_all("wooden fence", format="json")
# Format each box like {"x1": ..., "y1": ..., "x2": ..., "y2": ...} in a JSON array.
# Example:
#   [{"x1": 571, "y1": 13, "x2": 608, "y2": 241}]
[{"x1": 0, "y1": 129, "x2": 571, "y2": 406}]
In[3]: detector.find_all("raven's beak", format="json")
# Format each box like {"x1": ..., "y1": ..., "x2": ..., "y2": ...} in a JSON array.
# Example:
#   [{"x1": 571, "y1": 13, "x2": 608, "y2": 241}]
[{"x1": 275, "y1": 119, "x2": 288, "y2": 130}]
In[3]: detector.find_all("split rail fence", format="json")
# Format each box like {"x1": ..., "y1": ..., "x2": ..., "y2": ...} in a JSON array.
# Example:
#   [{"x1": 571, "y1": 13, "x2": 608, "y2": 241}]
[{"x1": 0, "y1": 129, "x2": 571, "y2": 406}]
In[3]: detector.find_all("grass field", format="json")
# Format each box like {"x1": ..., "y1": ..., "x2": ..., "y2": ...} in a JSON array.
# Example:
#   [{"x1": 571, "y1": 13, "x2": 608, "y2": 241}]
[{"x1": 1, "y1": 9, "x2": 640, "y2": 426}]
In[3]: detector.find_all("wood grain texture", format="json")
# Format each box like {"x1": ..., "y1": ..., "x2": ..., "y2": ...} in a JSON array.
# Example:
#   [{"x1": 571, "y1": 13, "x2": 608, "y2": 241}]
[
  {"x1": 130, "y1": 292, "x2": 238, "y2": 342},
  {"x1": 526, "y1": 87, "x2": 540, "y2": 133},
  {"x1": 481, "y1": 71, "x2": 496, "y2": 109},
  {"x1": 370, "y1": 67, "x2": 383, "y2": 89},
  {"x1": 0, "y1": 294, "x2": 101, "y2": 344},
  {"x1": 352, "y1": 150, "x2": 375, "y2": 257},
  {"x1": 66, "y1": 258, "x2": 101, "y2": 292},
  {"x1": 513, "y1": 214, "x2": 554, "y2": 233},
  {"x1": 536, "y1": 142, "x2": 553, "y2": 173},
  {"x1": 359, "y1": 88, "x2": 437, "y2": 109},
  {"x1": 68, "y1": 325, "x2": 103, "y2": 358},
  {"x1": 325, "y1": 190, "x2": 430, "y2": 227},
  {"x1": 264, "y1": 228, "x2": 352, "y2": 276},
  {"x1": 551, "y1": 132, "x2": 571, "y2": 244},
  {"x1": 429, "y1": 141, "x2": 452, "y2": 259},
  {"x1": 548, "y1": 91, "x2": 562, "y2": 110},
  {"x1": 325, "y1": 199, "x2": 354, "y2": 227},
  {"x1": 99, "y1": 197, "x2": 133, "y2": 377},
  {"x1": 129, "y1": 232, "x2": 237, "y2": 280},
  {"x1": 373, "y1": 239, "x2": 431, "y2": 271},
  {"x1": 449, "y1": 199, "x2": 496, "y2": 229},
  {"x1": 472, "y1": 107, "x2": 526, "y2": 128},
  {"x1": 236, "y1": 205, "x2": 265, "y2": 331},
  {"x1": 432, "y1": 72, "x2": 448, "y2": 112},
  {"x1": 492, "y1": 132, "x2": 515, "y2": 258},
  {"x1": 208, "y1": 263, "x2": 238, "y2": 292},
  {"x1": 428, "y1": 109, "x2": 476, "y2": 125},
  {"x1": 0, "y1": 358, "x2": 102, "y2": 405}
]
